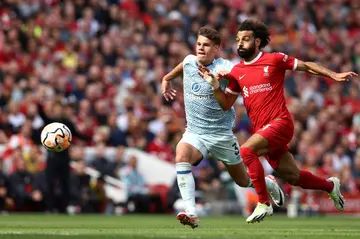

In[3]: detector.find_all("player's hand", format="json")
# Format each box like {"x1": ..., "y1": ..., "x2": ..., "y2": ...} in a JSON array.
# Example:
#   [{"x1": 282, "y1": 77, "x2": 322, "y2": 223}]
[
  {"x1": 32, "y1": 190, "x2": 43, "y2": 201},
  {"x1": 198, "y1": 65, "x2": 220, "y2": 90},
  {"x1": 5, "y1": 197, "x2": 14, "y2": 207},
  {"x1": 332, "y1": 72, "x2": 358, "y2": 82},
  {"x1": 217, "y1": 70, "x2": 231, "y2": 79},
  {"x1": 0, "y1": 187, "x2": 7, "y2": 197},
  {"x1": 161, "y1": 79, "x2": 177, "y2": 101}
]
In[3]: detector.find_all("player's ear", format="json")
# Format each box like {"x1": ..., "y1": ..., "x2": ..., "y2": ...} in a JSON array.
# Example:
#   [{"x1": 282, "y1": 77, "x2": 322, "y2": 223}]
[
  {"x1": 214, "y1": 44, "x2": 220, "y2": 52},
  {"x1": 255, "y1": 38, "x2": 261, "y2": 48}
]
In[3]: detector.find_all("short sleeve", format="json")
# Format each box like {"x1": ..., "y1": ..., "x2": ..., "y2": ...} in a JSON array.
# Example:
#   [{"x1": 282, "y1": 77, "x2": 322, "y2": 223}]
[
  {"x1": 183, "y1": 54, "x2": 196, "y2": 65},
  {"x1": 225, "y1": 69, "x2": 241, "y2": 95},
  {"x1": 213, "y1": 58, "x2": 234, "y2": 77},
  {"x1": 274, "y1": 52, "x2": 298, "y2": 71}
]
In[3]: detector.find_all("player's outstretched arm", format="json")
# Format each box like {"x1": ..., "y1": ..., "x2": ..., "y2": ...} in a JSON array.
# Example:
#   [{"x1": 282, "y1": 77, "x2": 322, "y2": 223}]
[
  {"x1": 161, "y1": 62, "x2": 183, "y2": 101},
  {"x1": 296, "y1": 60, "x2": 358, "y2": 81},
  {"x1": 198, "y1": 66, "x2": 238, "y2": 111}
]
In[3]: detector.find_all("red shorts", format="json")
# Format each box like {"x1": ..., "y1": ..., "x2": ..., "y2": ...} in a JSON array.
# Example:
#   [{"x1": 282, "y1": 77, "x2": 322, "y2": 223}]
[{"x1": 255, "y1": 118, "x2": 294, "y2": 169}]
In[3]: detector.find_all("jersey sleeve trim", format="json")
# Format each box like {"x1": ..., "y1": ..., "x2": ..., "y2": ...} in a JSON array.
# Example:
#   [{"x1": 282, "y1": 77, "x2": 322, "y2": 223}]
[
  {"x1": 225, "y1": 88, "x2": 240, "y2": 95},
  {"x1": 292, "y1": 58, "x2": 298, "y2": 71}
]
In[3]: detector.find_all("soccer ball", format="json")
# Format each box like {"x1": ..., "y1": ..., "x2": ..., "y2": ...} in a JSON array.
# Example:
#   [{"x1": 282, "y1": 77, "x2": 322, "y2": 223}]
[{"x1": 41, "y1": 122, "x2": 72, "y2": 152}]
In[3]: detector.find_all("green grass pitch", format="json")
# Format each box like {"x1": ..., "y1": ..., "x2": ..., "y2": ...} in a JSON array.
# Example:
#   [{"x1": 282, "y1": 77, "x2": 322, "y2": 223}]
[{"x1": 0, "y1": 214, "x2": 359, "y2": 239}]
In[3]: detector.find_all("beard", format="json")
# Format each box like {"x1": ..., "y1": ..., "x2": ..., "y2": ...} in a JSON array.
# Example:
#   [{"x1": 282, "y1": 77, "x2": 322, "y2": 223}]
[{"x1": 237, "y1": 42, "x2": 256, "y2": 59}]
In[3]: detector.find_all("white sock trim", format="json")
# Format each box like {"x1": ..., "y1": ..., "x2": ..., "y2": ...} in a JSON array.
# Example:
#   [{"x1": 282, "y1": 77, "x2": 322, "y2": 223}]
[{"x1": 176, "y1": 162, "x2": 192, "y2": 173}]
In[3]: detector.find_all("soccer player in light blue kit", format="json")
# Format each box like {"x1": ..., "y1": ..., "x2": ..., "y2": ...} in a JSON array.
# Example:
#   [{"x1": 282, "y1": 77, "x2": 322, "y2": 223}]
[{"x1": 161, "y1": 27, "x2": 284, "y2": 228}]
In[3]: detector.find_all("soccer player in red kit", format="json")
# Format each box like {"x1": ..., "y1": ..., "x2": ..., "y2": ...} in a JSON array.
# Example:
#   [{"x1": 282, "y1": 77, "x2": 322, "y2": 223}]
[{"x1": 198, "y1": 19, "x2": 358, "y2": 223}]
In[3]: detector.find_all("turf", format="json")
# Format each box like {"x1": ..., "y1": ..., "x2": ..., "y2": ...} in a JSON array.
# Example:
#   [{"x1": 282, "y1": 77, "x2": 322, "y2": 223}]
[{"x1": 0, "y1": 214, "x2": 359, "y2": 239}]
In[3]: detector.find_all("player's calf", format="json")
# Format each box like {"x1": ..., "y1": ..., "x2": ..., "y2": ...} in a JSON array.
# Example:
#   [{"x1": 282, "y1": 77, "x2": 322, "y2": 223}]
[{"x1": 241, "y1": 147, "x2": 270, "y2": 205}]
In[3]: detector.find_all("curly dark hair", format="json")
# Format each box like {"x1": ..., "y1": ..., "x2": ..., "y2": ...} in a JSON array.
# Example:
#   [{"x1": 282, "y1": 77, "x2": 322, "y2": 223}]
[
  {"x1": 197, "y1": 26, "x2": 221, "y2": 46},
  {"x1": 238, "y1": 19, "x2": 270, "y2": 49}
]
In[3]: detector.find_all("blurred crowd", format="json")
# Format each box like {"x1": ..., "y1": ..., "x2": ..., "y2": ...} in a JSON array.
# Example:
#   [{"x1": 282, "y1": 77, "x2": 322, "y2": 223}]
[{"x1": 0, "y1": 0, "x2": 360, "y2": 213}]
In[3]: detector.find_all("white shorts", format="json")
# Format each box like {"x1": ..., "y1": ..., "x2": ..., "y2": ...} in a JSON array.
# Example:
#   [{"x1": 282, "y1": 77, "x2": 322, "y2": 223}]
[{"x1": 179, "y1": 131, "x2": 242, "y2": 165}]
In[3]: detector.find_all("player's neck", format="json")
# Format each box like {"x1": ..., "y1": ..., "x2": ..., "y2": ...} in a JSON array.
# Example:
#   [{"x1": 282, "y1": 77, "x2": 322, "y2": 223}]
[
  {"x1": 244, "y1": 50, "x2": 262, "y2": 64},
  {"x1": 197, "y1": 59, "x2": 214, "y2": 67}
]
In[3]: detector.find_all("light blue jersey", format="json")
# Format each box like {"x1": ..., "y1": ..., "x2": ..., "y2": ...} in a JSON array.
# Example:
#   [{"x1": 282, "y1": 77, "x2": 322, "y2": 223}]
[{"x1": 182, "y1": 54, "x2": 236, "y2": 135}]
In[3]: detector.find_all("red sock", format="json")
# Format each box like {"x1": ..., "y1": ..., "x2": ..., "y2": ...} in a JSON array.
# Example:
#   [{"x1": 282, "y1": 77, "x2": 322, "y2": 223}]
[
  {"x1": 240, "y1": 147, "x2": 269, "y2": 205},
  {"x1": 294, "y1": 170, "x2": 334, "y2": 193}
]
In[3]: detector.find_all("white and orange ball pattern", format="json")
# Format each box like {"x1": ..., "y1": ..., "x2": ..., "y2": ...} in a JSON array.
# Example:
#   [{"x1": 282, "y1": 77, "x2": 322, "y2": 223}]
[{"x1": 41, "y1": 122, "x2": 72, "y2": 152}]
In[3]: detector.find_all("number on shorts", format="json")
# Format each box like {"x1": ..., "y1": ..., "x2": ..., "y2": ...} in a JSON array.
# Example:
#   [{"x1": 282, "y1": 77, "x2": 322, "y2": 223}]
[
  {"x1": 232, "y1": 142, "x2": 239, "y2": 155},
  {"x1": 261, "y1": 124, "x2": 272, "y2": 131}
]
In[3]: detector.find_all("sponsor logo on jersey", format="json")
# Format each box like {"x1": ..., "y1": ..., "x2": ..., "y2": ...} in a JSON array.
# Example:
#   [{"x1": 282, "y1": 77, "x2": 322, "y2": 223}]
[
  {"x1": 243, "y1": 86, "x2": 249, "y2": 97},
  {"x1": 185, "y1": 93, "x2": 213, "y2": 100},
  {"x1": 191, "y1": 82, "x2": 201, "y2": 92},
  {"x1": 242, "y1": 83, "x2": 273, "y2": 98}
]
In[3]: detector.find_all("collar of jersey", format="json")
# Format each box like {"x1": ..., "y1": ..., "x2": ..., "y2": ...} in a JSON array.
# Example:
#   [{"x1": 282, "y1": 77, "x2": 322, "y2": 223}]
[
  {"x1": 244, "y1": 51, "x2": 263, "y2": 65},
  {"x1": 196, "y1": 59, "x2": 215, "y2": 67}
]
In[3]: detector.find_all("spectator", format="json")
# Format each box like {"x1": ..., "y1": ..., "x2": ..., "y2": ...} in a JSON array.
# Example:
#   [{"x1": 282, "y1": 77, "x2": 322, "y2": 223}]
[
  {"x1": 90, "y1": 142, "x2": 112, "y2": 176},
  {"x1": 107, "y1": 113, "x2": 127, "y2": 147},
  {"x1": 31, "y1": 169, "x2": 47, "y2": 212},
  {"x1": 109, "y1": 145, "x2": 126, "y2": 178},
  {"x1": 1, "y1": 119, "x2": 34, "y2": 174},
  {"x1": 352, "y1": 149, "x2": 360, "y2": 189},
  {"x1": 146, "y1": 130, "x2": 174, "y2": 163},
  {"x1": 70, "y1": 160, "x2": 92, "y2": 213},
  {"x1": 122, "y1": 155, "x2": 162, "y2": 213},
  {"x1": 0, "y1": 161, "x2": 12, "y2": 212},
  {"x1": 8, "y1": 156, "x2": 37, "y2": 211},
  {"x1": 70, "y1": 160, "x2": 106, "y2": 213}
]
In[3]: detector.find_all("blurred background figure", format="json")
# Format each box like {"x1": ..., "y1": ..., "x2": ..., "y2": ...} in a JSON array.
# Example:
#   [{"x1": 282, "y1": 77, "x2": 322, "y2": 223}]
[
  {"x1": 0, "y1": 161, "x2": 12, "y2": 213},
  {"x1": 122, "y1": 155, "x2": 162, "y2": 213},
  {"x1": 37, "y1": 101, "x2": 91, "y2": 213}
]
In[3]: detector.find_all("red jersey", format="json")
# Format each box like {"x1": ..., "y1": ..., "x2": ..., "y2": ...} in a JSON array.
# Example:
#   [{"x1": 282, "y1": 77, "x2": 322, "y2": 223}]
[{"x1": 226, "y1": 52, "x2": 298, "y2": 131}]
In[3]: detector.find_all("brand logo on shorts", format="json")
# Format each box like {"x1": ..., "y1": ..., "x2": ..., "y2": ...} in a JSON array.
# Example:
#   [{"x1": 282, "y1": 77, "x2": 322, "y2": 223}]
[{"x1": 191, "y1": 83, "x2": 201, "y2": 92}]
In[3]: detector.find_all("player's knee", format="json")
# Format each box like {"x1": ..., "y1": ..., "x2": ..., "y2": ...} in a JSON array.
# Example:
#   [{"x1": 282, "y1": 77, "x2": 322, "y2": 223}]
[
  {"x1": 287, "y1": 177, "x2": 298, "y2": 186},
  {"x1": 240, "y1": 147, "x2": 256, "y2": 157},
  {"x1": 283, "y1": 173, "x2": 300, "y2": 185},
  {"x1": 234, "y1": 177, "x2": 250, "y2": 187},
  {"x1": 240, "y1": 147, "x2": 258, "y2": 164},
  {"x1": 175, "y1": 155, "x2": 191, "y2": 164}
]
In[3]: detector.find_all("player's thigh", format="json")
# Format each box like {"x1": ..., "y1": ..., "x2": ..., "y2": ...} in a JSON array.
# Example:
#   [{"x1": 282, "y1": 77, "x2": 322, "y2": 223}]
[
  {"x1": 176, "y1": 143, "x2": 203, "y2": 165},
  {"x1": 274, "y1": 151, "x2": 300, "y2": 185},
  {"x1": 205, "y1": 134, "x2": 242, "y2": 165},
  {"x1": 208, "y1": 137, "x2": 249, "y2": 186},
  {"x1": 176, "y1": 132, "x2": 206, "y2": 165},
  {"x1": 224, "y1": 162, "x2": 249, "y2": 187},
  {"x1": 241, "y1": 133, "x2": 269, "y2": 156},
  {"x1": 254, "y1": 118, "x2": 294, "y2": 156}
]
